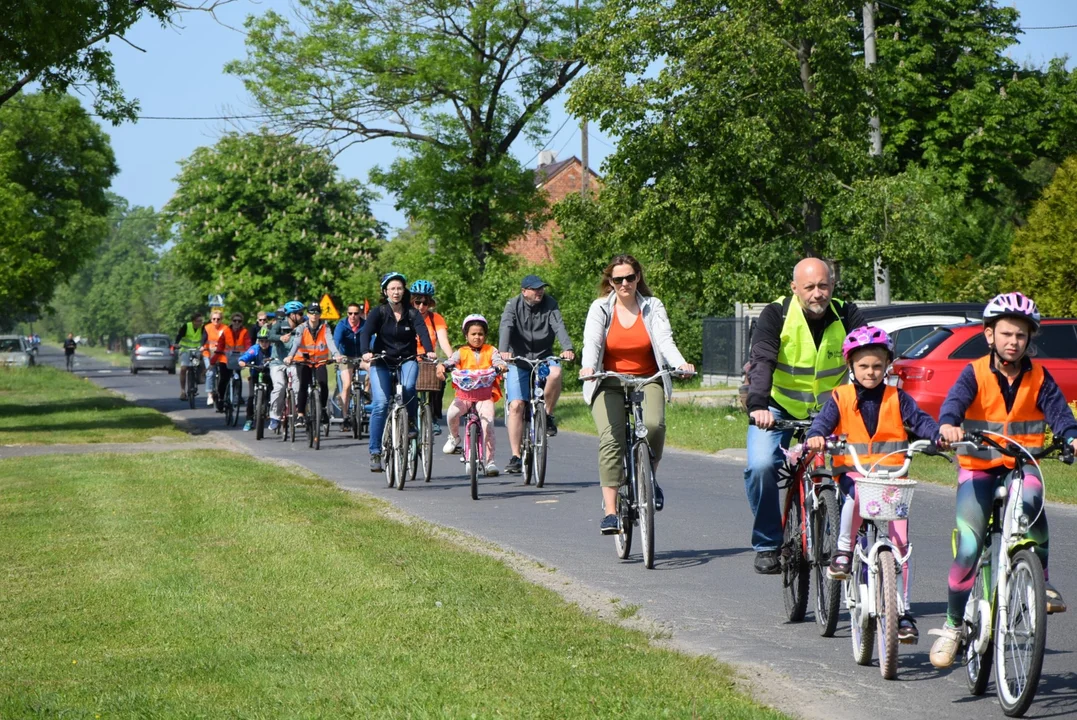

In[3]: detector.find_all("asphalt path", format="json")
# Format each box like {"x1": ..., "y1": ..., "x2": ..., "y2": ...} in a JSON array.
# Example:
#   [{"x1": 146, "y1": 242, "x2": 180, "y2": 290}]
[{"x1": 40, "y1": 346, "x2": 1077, "y2": 719}]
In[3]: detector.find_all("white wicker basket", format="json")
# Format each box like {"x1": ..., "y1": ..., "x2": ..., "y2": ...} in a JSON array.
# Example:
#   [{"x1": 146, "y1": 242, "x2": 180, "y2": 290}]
[{"x1": 855, "y1": 476, "x2": 917, "y2": 521}]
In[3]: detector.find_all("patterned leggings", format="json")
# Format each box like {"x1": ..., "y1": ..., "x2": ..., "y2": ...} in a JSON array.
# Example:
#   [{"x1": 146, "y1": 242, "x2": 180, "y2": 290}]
[{"x1": 946, "y1": 465, "x2": 1049, "y2": 626}]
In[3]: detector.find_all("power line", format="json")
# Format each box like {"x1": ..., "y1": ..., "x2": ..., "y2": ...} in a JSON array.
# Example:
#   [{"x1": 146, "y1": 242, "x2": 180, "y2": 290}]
[
  {"x1": 875, "y1": 0, "x2": 1077, "y2": 33},
  {"x1": 1021, "y1": 24, "x2": 1077, "y2": 31},
  {"x1": 524, "y1": 114, "x2": 572, "y2": 166}
]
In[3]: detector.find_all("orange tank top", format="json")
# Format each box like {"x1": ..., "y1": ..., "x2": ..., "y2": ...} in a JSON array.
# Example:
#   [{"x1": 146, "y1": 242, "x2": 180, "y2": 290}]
[{"x1": 603, "y1": 311, "x2": 659, "y2": 375}]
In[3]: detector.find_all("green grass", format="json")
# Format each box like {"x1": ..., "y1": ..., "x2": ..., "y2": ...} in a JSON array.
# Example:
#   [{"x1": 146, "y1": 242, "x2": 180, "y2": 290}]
[
  {"x1": 0, "y1": 451, "x2": 787, "y2": 719},
  {"x1": 0, "y1": 366, "x2": 186, "y2": 444}
]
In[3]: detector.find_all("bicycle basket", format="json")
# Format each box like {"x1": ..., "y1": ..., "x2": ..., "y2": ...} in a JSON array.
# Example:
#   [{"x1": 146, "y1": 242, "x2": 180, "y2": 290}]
[
  {"x1": 451, "y1": 368, "x2": 498, "y2": 391},
  {"x1": 416, "y1": 360, "x2": 444, "y2": 392},
  {"x1": 854, "y1": 476, "x2": 916, "y2": 521}
]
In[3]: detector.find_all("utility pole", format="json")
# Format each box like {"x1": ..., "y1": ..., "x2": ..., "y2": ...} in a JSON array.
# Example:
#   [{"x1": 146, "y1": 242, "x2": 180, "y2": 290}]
[
  {"x1": 581, "y1": 118, "x2": 589, "y2": 196},
  {"x1": 863, "y1": 2, "x2": 891, "y2": 305}
]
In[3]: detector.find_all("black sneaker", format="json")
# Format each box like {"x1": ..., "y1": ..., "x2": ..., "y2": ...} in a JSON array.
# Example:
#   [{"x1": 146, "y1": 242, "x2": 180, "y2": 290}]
[
  {"x1": 653, "y1": 483, "x2": 664, "y2": 512},
  {"x1": 600, "y1": 514, "x2": 619, "y2": 535},
  {"x1": 546, "y1": 414, "x2": 558, "y2": 437},
  {"x1": 370, "y1": 454, "x2": 383, "y2": 472},
  {"x1": 898, "y1": 615, "x2": 919, "y2": 644},
  {"x1": 296, "y1": 416, "x2": 306, "y2": 428},
  {"x1": 342, "y1": 419, "x2": 352, "y2": 433},
  {"x1": 754, "y1": 550, "x2": 781, "y2": 575},
  {"x1": 505, "y1": 456, "x2": 522, "y2": 474}
]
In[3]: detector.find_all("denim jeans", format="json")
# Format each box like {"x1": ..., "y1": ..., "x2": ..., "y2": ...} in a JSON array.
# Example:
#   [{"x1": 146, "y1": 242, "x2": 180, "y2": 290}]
[
  {"x1": 367, "y1": 359, "x2": 418, "y2": 455},
  {"x1": 743, "y1": 405, "x2": 795, "y2": 552}
]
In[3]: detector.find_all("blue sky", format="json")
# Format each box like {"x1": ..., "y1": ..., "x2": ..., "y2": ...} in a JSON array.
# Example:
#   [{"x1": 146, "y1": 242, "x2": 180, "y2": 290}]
[{"x1": 87, "y1": 0, "x2": 1077, "y2": 233}]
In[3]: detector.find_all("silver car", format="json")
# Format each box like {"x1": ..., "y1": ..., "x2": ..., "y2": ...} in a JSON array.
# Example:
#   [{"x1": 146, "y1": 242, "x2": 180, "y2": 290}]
[
  {"x1": 0, "y1": 335, "x2": 35, "y2": 367},
  {"x1": 130, "y1": 334, "x2": 177, "y2": 374}
]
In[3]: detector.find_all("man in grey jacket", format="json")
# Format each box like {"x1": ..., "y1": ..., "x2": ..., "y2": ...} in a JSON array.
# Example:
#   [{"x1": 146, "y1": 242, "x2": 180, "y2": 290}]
[{"x1": 499, "y1": 274, "x2": 576, "y2": 474}]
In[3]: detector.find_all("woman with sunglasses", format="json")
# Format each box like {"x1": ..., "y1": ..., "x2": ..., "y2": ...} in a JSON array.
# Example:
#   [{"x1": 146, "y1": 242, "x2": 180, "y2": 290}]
[
  {"x1": 410, "y1": 280, "x2": 455, "y2": 435},
  {"x1": 580, "y1": 254, "x2": 695, "y2": 535}
]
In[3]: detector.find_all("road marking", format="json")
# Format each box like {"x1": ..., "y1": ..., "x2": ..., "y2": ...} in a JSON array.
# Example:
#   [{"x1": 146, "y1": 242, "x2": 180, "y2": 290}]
[
  {"x1": 97, "y1": 370, "x2": 114, "y2": 374},
  {"x1": 536, "y1": 499, "x2": 558, "y2": 504}
]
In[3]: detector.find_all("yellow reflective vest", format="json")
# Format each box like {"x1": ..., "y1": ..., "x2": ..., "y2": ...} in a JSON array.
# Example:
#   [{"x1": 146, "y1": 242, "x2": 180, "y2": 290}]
[
  {"x1": 178, "y1": 322, "x2": 203, "y2": 351},
  {"x1": 771, "y1": 297, "x2": 848, "y2": 419}
]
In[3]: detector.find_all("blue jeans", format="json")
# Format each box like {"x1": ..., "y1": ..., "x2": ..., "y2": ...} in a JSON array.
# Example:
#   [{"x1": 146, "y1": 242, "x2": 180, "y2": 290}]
[
  {"x1": 367, "y1": 359, "x2": 418, "y2": 455},
  {"x1": 505, "y1": 360, "x2": 560, "y2": 403},
  {"x1": 743, "y1": 405, "x2": 794, "y2": 552}
]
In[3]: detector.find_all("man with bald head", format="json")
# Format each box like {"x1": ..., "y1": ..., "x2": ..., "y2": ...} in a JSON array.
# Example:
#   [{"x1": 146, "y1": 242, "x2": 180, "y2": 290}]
[{"x1": 743, "y1": 258, "x2": 866, "y2": 574}]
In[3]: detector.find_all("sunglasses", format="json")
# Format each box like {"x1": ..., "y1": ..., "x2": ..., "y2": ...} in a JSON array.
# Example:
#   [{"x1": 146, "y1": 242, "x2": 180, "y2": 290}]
[
  {"x1": 231, "y1": 318, "x2": 243, "y2": 323},
  {"x1": 610, "y1": 273, "x2": 638, "y2": 285},
  {"x1": 347, "y1": 311, "x2": 363, "y2": 316},
  {"x1": 257, "y1": 318, "x2": 267, "y2": 323},
  {"x1": 413, "y1": 298, "x2": 432, "y2": 306}
]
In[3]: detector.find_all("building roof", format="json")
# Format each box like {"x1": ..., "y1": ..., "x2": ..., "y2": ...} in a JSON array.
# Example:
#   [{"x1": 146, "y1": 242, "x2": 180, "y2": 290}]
[{"x1": 533, "y1": 155, "x2": 600, "y2": 187}]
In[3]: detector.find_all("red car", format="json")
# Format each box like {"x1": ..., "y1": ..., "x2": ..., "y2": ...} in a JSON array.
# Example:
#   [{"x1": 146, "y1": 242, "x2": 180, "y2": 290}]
[{"x1": 890, "y1": 320, "x2": 1077, "y2": 420}]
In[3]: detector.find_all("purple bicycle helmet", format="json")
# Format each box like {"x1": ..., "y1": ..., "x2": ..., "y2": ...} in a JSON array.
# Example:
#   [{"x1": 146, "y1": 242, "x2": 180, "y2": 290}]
[
  {"x1": 983, "y1": 292, "x2": 1041, "y2": 330},
  {"x1": 841, "y1": 325, "x2": 895, "y2": 362},
  {"x1": 461, "y1": 314, "x2": 488, "y2": 334}
]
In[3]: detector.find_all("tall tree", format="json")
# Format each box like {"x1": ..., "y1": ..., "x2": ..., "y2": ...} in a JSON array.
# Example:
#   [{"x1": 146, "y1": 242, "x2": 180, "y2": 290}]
[
  {"x1": 1, "y1": 0, "x2": 235, "y2": 122},
  {"x1": 162, "y1": 131, "x2": 384, "y2": 311},
  {"x1": 227, "y1": 0, "x2": 592, "y2": 269},
  {"x1": 0, "y1": 92, "x2": 117, "y2": 316}
]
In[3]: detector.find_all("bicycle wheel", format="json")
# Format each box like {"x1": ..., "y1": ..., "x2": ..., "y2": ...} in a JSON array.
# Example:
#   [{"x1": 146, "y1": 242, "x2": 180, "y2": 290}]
[
  {"x1": 407, "y1": 429, "x2": 418, "y2": 484},
  {"x1": 782, "y1": 485, "x2": 810, "y2": 622},
  {"x1": 522, "y1": 431, "x2": 534, "y2": 486},
  {"x1": 187, "y1": 370, "x2": 196, "y2": 410},
  {"x1": 312, "y1": 387, "x2": 322, "y2": 451},
  {"x1": 533, "y1": 406, "x2": 548, "y2": 488},
  {"x1": 254, "y1": 386, "x2": 266, "y2": 440},
  {"x1": 420, "y1": 402, "x2": 434, "y2": 482},
  {"x1": 306, "y1": 391, "x2": 316, "y2": 448},
  {"x1": 468, "y1": 420, "x2": 479, "y2": 500},
  {"x1": 224, "y1": 383, "x2": 236, "y2": 426},
  {"x1": 965, "y1": 562, "x2": 994, "y2": 696},
  {"x1": 876, "y1": 547, "x2": 900, "y2": 680},
  {"x1": 230, "y1": 378, "x2": 242, "y2": 428},
  {"x1": 615, "y1": 483, "x2": 633, "y2": 559},
  {"x1": 392, "y1": 408, "x2": 407, "y2": 490},
  {"x1": 350, "y1": 392, "x2": 360, "y2": 439},
  {"x1": 635, "y1": 441, "x2": 655, "y2": 570},
  {"x1": 850, "y1": 536, "x2": 876, "y2": 665},
  {"x1": 382, "y1": 414, "x2": 396, "y2": 488},
  {"x1": 995, "y1": 548, "x2": 1046, "y2": 717},
  {"x1": 814, "y1": 486, "x2": 842, "y2": 637}
]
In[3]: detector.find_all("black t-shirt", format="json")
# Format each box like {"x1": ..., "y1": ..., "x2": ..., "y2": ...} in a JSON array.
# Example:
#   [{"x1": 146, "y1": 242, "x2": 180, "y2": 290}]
[
  {"x1": 63, "y1": 339, "x2": 77, "y2": 354},
  {"x1": 359, "y1": 304, "x2": 433, "y2": 360}
]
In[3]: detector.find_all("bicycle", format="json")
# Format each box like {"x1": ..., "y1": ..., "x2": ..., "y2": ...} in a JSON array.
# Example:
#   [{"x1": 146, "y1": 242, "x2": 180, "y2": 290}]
[
  {"x1": 582, "y1": 367, "x2": 693, "y2": 569},
  {"x1": 512, "y1": 356, "x2": 568, "y2": 488},
  {"x1": 370, "y1": 353, "x2": 416, "y2": 491},
  {"x1": 179, "y1": 348, "x2": 203, "y2": 409},
  {"x1": 450, "y1": 367, "x2": 502, "y2": 500},
  {"x1": 826, "y1": 438, "x2": 935, "y2": 679},
  {"x1": 296, "y1": 359, "x2": 331, "y2": 451},
  {"x1": 279, "y1": 370, "x2": 299, "y2": 444},
  {"x1": 749, "y1": 416, "x2": 841, "y2": 635},
  {"x1": 336, "y1": 358, "x2": 369, "y2": 440},
  {"x1": 220, "y1": 362, "x2": 243, "y2": 428},
  {"x1": 947, "y1": 432, "x2": 1073, "y2": 717},
  {"x1": 413, "y1": 358, "x2": 441, "y2": 484},
  {"x1": 248, "y1": 363, "x2": 271, "y2": 440}
]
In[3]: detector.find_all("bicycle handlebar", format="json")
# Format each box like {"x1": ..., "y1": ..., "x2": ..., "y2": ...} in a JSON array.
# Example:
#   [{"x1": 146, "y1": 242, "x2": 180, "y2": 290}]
[
  {"x1": 824, "y1": 438, "x2": 938, "y2": 478},
  {"x1": 747, "y1": 416, "x2": 813, "y2": 430},
  {"x1": 579, "y1": 367, "x2": 696, "y2": 386},
  {"x1": 952, "y1": 432, "x2": 1075, "y2": 465},
  {"x1": 513, "y1": 355, "x2": 574, "y2": 367}
]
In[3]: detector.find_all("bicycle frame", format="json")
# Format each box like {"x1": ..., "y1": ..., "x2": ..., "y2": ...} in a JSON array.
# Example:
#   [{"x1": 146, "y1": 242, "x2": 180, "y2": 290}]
[{"x1": 370, "y1": 353, "x2": 417, "y2": 489}]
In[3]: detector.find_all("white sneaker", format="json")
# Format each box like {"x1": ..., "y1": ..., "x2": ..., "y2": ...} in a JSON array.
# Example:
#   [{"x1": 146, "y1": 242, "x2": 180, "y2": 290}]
[
  {"x1": 206, "y1": 394, "x2": 214, "y2": 406},
  {"x1": 485, "y1": 462, "x2": 499, "y2": 477},
  {"x1": 443, "y1": 435, "x2": 460, "y2": 454}
]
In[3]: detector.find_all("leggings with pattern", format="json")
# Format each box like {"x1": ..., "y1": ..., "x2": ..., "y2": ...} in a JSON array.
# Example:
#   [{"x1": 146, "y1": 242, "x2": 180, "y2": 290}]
[{"x1": 946, "y1": 465, "x2": 1048, "y2": 626}]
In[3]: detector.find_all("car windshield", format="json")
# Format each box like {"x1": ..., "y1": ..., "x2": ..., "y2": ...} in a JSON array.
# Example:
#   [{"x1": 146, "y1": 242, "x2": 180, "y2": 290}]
[
  {"x1": 139, "y1": 337, "x2": 170, "y2": 348},
  {"x1": 0, "y1": 339, "x2": 21, "y2": 352},
  {"x1": 900, "y1": 328, "x2": 952, "y2": 360}
]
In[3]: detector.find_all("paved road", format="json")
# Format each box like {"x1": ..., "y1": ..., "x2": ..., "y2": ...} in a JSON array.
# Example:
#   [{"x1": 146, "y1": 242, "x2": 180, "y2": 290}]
[{"x1": 40, "y1": 347, "x2": 1077, "y2": 719}]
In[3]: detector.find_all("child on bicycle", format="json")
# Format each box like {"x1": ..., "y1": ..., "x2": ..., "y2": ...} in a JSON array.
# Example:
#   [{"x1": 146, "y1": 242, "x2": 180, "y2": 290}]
[
  {"x1": 929, "y1": 292, "x2": 1077, "y2": 669},
  {"x1": 806, "y1": 325, "x2": 940, "y2": 643},
  {"x1": 437, "y1": 314, "x2": 507, "y2": 476},
  {"x1": 238, "y1": 326, "x2": 274, "y2": 431}
]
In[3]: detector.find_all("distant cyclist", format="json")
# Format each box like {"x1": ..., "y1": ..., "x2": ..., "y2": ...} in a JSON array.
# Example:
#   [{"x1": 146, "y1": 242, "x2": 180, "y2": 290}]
[
  {"x1": 410, "y1": 279, "x2": 454, "y2": 435},
  {"x1": 175, "y1": 311, "x2": 205, "y2": 401},
  {"x1": 333, "y1": 301, "x2": 368, "y2": 433},
  {"x1": 239, "y1": 326, "x2": 274, "y2": 431},
  {"x1": 214, "y1": 312, "x2": 252, "y2": 413},
  {"x1": 284, "y1": 302, "x2": 344, "y2": 429},
  {"x1": 498, "y1": 274, "x2": 575, "y2": 474},
  {"x1": 203, "y1": 311, "x2": 227, "y2": 409},
  {"x1": 266, "y1": 301, "x2": 305, "y2": 432}
]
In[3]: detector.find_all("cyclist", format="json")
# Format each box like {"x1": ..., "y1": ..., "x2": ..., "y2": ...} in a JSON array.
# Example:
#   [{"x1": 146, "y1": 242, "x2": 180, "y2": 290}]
[
  {"x1": 203, "y1": 311, "x2": 227, "y2": 408},
  {"x1": 333, "y1": 301, "x2": 368, "y2": 433},
  {"x1": 239, "y1": 326, "x2": 274, "y2": 430},
  {"x1": 214, "y1": 312, "x2": 252, "y2": 414},
  {"x1": 929, "y1": 292, "x2": 1077, "y2": 668},
  {"x1": 744, "y1": 258, "x2": 866, "y2": 574},
  {"x1": 267, "y1": 301, "x2": 305, "y2": 432},
  {"x1": 410, "y1": 280, "x2": 455, "y2": 435},
  {"x1": 360, "y1": 272, "x2": 435, "y2": 473},
  {"x1": 580, "y1": 255, "x2": 694, "y2": 534},
  {"x1": 284, "y1": 302, "x2": 345, "y2": 430},
  {"x1": 437, "y1": 314, "x2": 508, "y2": 475},
  {"x1": 175, "y1": 311, "x2": 205, "y2": 400},
  {"x1": 63, "y1": 333, "x2": 77, "y2": 371},
  {"x1": 498, "y1": 274, "x2": 576, "y2": 474},
  {"x1": 805, "y1": 325, "x2": 940, "y2": 643}
]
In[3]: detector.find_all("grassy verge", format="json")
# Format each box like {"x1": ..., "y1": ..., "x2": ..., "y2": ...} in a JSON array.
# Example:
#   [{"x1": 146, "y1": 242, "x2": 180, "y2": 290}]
[
  {"x1": 0, "y1": 366, "x2": 186, "y2": 444},
  {"x1": 0, "y1": 451, "x2": 786, "y2": 719}
]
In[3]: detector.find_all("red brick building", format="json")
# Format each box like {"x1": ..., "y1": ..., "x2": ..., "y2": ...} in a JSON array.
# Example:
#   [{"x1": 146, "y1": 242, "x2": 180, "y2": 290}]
[{"x1": 506, "y1": 153, "x2": 601, "y2": 264}]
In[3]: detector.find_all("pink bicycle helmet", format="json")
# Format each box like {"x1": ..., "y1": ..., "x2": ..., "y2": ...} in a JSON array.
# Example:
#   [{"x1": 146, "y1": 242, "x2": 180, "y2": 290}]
[
  {"x1": 461, "y1": 314, "x2": 488, "y2": 334},
  {"x1": 983, "y1": 292, "x2": 1041, "y2": 330},
  {"x1": 841, "y1": 325, "x2": 895, "y2": 362}
]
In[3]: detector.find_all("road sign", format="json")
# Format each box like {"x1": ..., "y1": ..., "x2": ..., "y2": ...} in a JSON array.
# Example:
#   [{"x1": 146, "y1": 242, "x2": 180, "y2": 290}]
[
  {"x1": 319, "y1": 294, "x2": 341, "y2": 321},
  {"x1": 208, "y1": 294, "x2": 226, "y2": 309}
]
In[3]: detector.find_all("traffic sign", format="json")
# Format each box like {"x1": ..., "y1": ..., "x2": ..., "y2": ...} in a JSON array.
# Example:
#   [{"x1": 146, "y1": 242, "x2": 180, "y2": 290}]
[
  {"x1": 208, "y1": 294, "x2": 226, "y2": 309},
  {"x1": 319, "y1": 294, "x2": 342, "y2": 320}
]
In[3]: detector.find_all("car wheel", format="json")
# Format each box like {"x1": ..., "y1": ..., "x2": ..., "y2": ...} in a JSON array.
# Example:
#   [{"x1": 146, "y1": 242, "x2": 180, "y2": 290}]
[{"x1": 167, "y1": 365, "x2": 176, "y2": 375}]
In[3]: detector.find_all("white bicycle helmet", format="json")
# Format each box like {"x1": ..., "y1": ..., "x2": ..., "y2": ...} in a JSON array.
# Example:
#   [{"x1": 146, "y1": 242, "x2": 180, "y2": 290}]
[
  {"x1": 461, "y1": 314, "x2": 488, "y2": 334},
  {"x1": 983, "y1": 292, "x2": 1041, "y2": 331}
]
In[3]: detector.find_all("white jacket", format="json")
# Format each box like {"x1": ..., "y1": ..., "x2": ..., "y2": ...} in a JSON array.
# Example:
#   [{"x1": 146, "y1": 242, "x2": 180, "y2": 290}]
[{"x1": 581, "y1": 292, "x2": 687, "y2": 406}]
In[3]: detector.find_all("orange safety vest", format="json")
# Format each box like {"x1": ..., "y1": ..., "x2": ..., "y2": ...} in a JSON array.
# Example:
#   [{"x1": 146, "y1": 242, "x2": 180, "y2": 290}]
[
  {"x1": 297, "y1": 323, "x2": 330, "y2": 366},
  {"x1": 456, "y1": 344, "x2": 502, "y2": 402},
  {"x1": 222, "y1": 326, "x2": 251, "y2": 355},
  {"x1": 957, "y1": 355, "x2": 1046, "y2": 470},
  {"x1": 830, "y1": 384, "x2": 909, "y2": 476},
  {"x1": 416, "y1": 311, "x2": 443, "y2": 355},
  {"x1": 204, "y1": 322, "x2": 226, "y2": 364}
]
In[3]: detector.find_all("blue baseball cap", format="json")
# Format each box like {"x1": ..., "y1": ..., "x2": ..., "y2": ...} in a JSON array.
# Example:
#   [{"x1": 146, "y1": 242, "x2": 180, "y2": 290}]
[{"x1": 521, "y1": 274, "x2": 548, "y2": 289}]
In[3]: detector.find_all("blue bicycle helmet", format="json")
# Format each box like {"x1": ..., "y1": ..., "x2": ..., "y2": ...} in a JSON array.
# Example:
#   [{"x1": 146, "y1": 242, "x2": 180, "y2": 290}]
[
  {"x1": 409, "y1": 279, "x2": 435, "y2": 296},
  {"x1": 283, "y1": 300, "x2": 304, "y2": 314},
  {"x1": 381, "y1": 271, "x2": 407, "y2": 289}
]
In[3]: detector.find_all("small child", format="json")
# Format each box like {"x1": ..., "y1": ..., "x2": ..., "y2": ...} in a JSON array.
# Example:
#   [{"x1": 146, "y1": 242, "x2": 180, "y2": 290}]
[
  {"x1": 806, "y1": 325, "x2": 940, "y2": 644},
  {"x1": 238, "y1": 326, "x2": 275, "y2": 432},
  {"x1": 437, "y1": 314, "x2": 508, "y2": 476}
]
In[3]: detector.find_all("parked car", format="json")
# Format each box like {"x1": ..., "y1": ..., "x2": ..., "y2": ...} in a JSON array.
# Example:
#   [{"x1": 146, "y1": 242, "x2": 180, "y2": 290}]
[
  {"x1": 0, "y1": 335, "x2": 35, "y2": 367},
  {"x1": 890, "y1": 319, "x2": 1077, "y2": 419},
  {"x1": 130, "y1": 334, "x2": 177, "y2": 374}
]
